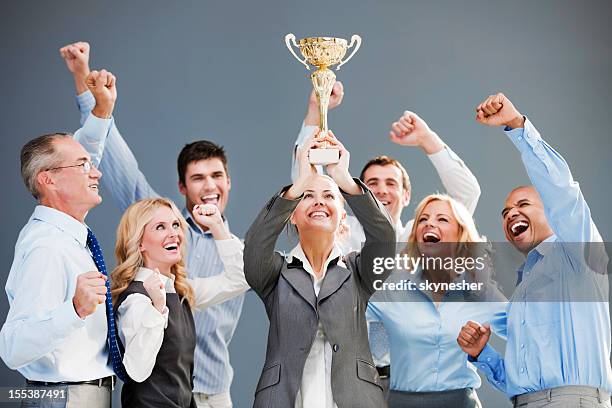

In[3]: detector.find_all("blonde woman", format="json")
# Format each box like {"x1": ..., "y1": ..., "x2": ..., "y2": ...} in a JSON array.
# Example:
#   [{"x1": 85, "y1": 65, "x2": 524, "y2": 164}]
[
  {"x1": 367, "y1": 194, "x2": 507, "y2": 408},
  {"x1": 110, "y1": 197, "x2": 248, "y2": 408},
  {"x1": 244, "y1": 133, "x2": 396, "y2": 408}
]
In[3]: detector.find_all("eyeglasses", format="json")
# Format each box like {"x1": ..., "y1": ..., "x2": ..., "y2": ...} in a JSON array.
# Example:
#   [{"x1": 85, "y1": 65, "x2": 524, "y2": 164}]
[{"x1": 45, "y1": 160, "x2": 95, "y2": 174}]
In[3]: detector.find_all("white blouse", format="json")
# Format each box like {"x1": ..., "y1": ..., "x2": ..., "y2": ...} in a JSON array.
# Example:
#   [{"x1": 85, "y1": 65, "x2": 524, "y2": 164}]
[
  {"x1": 289, "y1": 243, "x2": 344, "y2": 408},
  {"x1": 116, "y1": 236, "x2": 248, "y2": 382}
]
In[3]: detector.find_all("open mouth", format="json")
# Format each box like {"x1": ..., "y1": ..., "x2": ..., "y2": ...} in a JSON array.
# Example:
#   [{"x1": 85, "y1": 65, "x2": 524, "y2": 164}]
[
  {"x1": 308, "y1": 210, "x2": 330, "y2": 219},
  {"x1": 422, "y1": 232, "x2": 441, "y2": 243},
  {"x1": 201, "y1": 194, "x2": 220, "y2": 205},
  {"x1": 89, "y1": 184, "x2": 99, "y2": 190},
  {"x1": 509, "y1": 220, "x2": 529, "y2": 238},
  {"x1": 164, "y1": 243, "x2": 179, "y2": 251}
]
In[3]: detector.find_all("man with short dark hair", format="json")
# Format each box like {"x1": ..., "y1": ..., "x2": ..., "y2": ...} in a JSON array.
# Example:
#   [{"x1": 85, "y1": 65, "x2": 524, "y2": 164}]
[
  {"x1": 0, "y1": 70, "x2": 122, "y2": 408},
  {"x1": 60, "y1": 41, "x2": 243, "y2": 408}
]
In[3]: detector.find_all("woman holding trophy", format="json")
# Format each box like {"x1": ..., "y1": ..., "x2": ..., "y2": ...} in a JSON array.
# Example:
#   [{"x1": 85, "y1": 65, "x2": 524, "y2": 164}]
[
  {"x1": 244, "y1": 131, "x2": 395, "y2": 408},
  {"x1": 110, "y1": 197, "x2": 249, "y2": 408}
]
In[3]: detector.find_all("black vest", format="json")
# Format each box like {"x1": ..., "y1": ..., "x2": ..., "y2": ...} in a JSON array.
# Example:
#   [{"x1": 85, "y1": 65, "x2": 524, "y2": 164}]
[{"x1": 115, "y1": 281, "x2": 197, "y2": 408}]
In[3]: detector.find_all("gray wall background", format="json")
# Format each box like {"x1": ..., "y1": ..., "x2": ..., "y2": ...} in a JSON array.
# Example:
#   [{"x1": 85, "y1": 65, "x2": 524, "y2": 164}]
[{"x1": 1, "y1": 0, "x2": 611, "y2": 407}]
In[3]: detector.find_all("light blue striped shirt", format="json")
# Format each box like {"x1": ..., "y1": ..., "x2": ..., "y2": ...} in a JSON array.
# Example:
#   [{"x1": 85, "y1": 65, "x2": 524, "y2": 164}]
[
  {"x1": 469, "y1": 118, "x2": 612, "y2": 398},
  {"x1": 74, "y1": 91, "x2": 245, "y2": 394}
]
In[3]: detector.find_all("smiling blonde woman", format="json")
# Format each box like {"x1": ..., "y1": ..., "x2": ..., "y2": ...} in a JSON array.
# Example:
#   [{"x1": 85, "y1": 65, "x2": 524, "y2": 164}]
[{"x1": 110, "y1": 197, "x2": 249, "y2": 408}]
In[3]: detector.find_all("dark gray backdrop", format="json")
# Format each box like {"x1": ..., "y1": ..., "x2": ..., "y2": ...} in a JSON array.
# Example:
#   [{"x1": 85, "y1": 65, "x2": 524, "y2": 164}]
[{"x1": 1, "y1": 1, "x2": 611, "y2": 407}]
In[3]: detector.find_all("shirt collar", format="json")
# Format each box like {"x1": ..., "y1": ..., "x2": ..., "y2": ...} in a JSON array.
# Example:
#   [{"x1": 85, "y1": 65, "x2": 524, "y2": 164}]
[
  {"x1": 134, "y1": 267, "x2": 177, "y2": 293},
  {"x1": 32, "y1": 205, "x2": 88, "y2": 247},
  {"x1": 530, "y1": 234, "x2": 557, "y2": 257},
  {"x1": 287, "y1": 243, "x2": 345, "y2": 280}
]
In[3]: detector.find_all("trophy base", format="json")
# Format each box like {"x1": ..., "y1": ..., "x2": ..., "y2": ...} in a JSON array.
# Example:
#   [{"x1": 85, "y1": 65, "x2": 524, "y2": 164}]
[{"x1": 309, "y1": 148, "x2": 340, "y2": 165}]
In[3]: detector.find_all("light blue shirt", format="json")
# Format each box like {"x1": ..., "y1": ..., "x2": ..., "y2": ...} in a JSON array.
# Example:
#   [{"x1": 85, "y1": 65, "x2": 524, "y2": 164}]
[
  {"x1": 74, "y1": 91, "x2": 245, "y2": 394},
  {"x1": 0, "y1": 116, "x2": 116, "y2": 382},
  {"x1": 367, "y1": 269, "x2": 507, "y2": 392},
  {"x1": 0, "y1": 205, "x2": 115, "y2": 382},
  {"x1": 469, "y1": 118, "x2": 612, "y2": 398}
]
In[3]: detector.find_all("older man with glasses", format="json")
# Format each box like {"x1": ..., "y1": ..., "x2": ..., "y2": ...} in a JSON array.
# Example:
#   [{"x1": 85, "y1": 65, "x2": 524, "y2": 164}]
[{"x1": 0, "y1": 69, "x2": 125, "y2": 408}]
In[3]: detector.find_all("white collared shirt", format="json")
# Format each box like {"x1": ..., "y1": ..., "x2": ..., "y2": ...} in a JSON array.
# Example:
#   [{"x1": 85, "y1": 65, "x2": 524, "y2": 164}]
[
  {"x1": 117, "y1": 236, "x2": 249, "y2": 382},
  {"x1": 289, "y1": 243, "x2": 344, "y2": 408},
  {"x1": 0, "y1": 205, "x2": 114, "y2": 382}
]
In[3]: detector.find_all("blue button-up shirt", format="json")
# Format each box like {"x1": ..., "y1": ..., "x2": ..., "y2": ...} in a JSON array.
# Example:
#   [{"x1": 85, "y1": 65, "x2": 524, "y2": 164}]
[
  {"x1": 469, "y1": 118, "x2": 612, "y2": 398},
  {"x1": 367, "y1": 269, "x2": 507, "y2": 392},
  {"x1": 74, "y1": 91, "x2": 245, "y2": 394}
]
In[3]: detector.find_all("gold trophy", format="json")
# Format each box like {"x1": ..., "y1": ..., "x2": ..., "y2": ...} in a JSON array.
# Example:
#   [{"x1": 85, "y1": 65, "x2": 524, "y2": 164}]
[{"x1": 285, "y1": 33, "x2": 362, "y2": 164}]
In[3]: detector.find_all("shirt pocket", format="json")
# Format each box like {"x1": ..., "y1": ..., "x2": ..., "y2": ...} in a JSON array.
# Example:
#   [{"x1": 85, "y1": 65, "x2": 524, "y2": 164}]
[
  {"x1": 256, "y1": 363, "x2": 281, "y2": 394},
  {"x1": 356, "y1": 358, "x2": 382, "y2": 390}
]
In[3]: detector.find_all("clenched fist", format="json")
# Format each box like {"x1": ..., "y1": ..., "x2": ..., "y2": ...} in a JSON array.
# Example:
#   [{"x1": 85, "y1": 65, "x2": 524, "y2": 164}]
[
  {"x1": 143, "y1": 269, "x2": 166, "y2": 313},
  {"x1": 86, "y1": 69, "x2": 117, "y2": 119},
  {"x1": 456, "y1": 320, "x2": 491, "y2": 359},
  {"x1": 389, "y1": 111, "x2": 444, "y2": 154},
  {"x1": 475, "y1": 92, "x2": 525, "y2": 129},
  {"x1": 59, "y1": 42, "x2": 91, "y2": 94},
  {"x1": 72, "y1": 271, "x2": 107, "y2": 319},
  {"x1": 192, "y1": 204, "x2": 230, "y2": 240}
]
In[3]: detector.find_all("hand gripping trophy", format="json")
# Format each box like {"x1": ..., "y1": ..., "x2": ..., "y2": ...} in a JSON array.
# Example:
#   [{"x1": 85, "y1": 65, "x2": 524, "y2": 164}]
[{"x1": 285, "y1": 33, "x2": 362, "y2": 164}]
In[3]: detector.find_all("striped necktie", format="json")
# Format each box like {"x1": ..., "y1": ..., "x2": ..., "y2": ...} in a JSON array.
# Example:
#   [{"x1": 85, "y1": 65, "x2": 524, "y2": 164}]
[{"x1": 86, "y1": 228, "x2": 128, "y2": 382}]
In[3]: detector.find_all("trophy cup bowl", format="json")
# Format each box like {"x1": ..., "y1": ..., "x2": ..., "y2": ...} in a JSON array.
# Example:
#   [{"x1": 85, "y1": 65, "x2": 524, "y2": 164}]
[{"x1": 285, "y1": 33, "x2": 362, "y2": 165}]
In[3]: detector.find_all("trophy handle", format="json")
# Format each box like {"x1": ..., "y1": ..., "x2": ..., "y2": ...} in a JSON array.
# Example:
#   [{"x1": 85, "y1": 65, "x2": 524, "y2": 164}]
[
  {"x1": 336, "y1": 34, "x2": 362, "y2": 70},
  {"x1": 285, "y1": 33, "x2": 310, "y2": 70}
]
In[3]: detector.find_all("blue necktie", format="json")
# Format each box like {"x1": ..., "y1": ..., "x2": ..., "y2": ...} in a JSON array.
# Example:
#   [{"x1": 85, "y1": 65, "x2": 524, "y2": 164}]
[{"x1": 86, "y1": 228, "x2": 128, "y2": 382}]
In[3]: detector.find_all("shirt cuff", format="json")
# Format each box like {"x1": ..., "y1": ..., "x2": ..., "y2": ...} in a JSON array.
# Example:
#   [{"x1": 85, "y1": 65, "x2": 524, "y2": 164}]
[
  {"x1": 468, "y1": 343, "x2": 500, "y2": 367},
  {"x1": 427, "y1": 145, "x2": 464, "y2": 172},
  {"x1": 79, "y1": 111, "x2": 113, "y2": 135},
  {"x1": 76, "y1": 90, "x2": 95, "y2": 112},
  {"x1": 51, "y1": 300, "x2": 86, "y2": 338},
  {"x1": 504, "y1": 117, "x2": 542, "y2": 151},
  {"x1": 214, "y1": 236, "x2": 243, "y2": 257},
  {"x1": 295, "y1": 124, "x2": 319, "y2": 148}
]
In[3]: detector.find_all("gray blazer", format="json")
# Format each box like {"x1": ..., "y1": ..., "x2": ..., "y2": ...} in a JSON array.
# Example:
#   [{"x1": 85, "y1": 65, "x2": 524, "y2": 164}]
[{"x1": 244, "y1": 180, "x2": 396, "y2": 408}]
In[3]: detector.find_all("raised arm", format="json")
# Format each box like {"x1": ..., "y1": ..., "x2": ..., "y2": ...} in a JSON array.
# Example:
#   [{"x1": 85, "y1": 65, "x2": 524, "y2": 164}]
[
  {"x1": 476, "y1": 92, "x2": 600, "y2": 244},
  {"x1": 389, "y1": 111, "x2": 481, "y2": 214},
  {"x1": 325, "y1": 134, "x2": 396, "y2": 296},
  {"x1": 246, "y1": 135, "x2": 327, "y2": 299},
  {"x1": 291, "y1": 81, "x2": 344, "y2": 182},
  {"x1": 60, "y1": 42, "x2": 159, "y2": 211}
]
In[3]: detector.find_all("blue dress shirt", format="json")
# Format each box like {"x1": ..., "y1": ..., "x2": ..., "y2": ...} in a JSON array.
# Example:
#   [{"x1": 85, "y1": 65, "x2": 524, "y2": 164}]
[
  {"x1": 74, "y1": 91, "x2": 245, "y2": 394},
  {"x1": 469, "y1": 118, "x2": 612, "y2": 398},
  {"x1": 368, "y1": 269, "x2": 507, "y2": 392}
]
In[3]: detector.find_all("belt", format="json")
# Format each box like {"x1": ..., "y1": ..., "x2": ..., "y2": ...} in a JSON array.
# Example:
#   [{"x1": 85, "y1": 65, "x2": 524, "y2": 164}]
[
  {"x1": 513, "y1": 385, "x2": 610, "y2": 406},
  {"x1": 26, "y1": 376, "x2": 115, "y2": 389},
  {"x1": 376, "y1": 365, "x2": 390, "y2": 379}
]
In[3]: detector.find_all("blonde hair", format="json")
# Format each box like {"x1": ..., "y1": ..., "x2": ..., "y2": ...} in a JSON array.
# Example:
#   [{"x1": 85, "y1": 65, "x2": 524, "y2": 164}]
[
  {"x1": 111, "y1": 197, "x2": 195, "y2": 308},
  {"x1": 405, "y1": 194, "x2": 488, "y2": 274}
]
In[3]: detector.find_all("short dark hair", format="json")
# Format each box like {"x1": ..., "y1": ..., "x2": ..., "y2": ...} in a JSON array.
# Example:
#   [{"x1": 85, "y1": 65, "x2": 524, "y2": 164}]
[
  {"x1": 359, "y1": 155, "x2": 411, "y2": 194},
  {"x1": 20, "y1": 132, "x2": 72, "y2": 199},
  {"x1": 177, "y1": 140, "x2": 228, "y2": 185}
]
